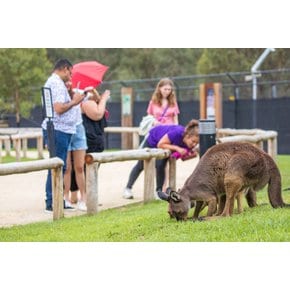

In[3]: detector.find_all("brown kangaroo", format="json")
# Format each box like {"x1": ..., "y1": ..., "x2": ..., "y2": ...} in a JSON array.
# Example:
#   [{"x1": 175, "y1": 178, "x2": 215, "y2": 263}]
[{"x1": 158, "y1": 142, "x2": 289, "y2": 221}]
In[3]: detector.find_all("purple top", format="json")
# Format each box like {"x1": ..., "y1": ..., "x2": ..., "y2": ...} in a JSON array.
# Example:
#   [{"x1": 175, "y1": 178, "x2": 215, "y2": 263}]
[{"x1": 147, "y1": 125, "x2": 187, "y2": 148}]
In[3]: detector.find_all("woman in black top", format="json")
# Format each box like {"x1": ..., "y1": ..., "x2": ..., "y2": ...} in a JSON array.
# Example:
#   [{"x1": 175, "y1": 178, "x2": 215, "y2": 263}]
[{"x1": 81, "y1": 88, "x2": 110, "y2": 153}]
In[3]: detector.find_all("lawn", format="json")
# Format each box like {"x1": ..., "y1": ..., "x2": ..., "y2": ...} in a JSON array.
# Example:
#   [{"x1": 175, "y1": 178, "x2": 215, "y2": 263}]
[{"x1": 0, "y1": 155, "x2": 289, "y2": 242}]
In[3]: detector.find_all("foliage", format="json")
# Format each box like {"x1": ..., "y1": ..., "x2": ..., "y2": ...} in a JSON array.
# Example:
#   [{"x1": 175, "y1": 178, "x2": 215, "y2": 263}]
[
  {"x1": 0, "y1": 48, "x2": 51, "y2": 121},
  {"x1": 47, "y1": 48, "x2": 290, "y2": 80},
  {"x1": 1, "y1": 48, "x2": 290, "y2": 122},
  {"x1": 196, "y1": 48, "x2": 290, "y2": 74},
  {"x1": 0, "y1": 155, "x2": 289, "y2": 242},
  {"x1": 46, "y1": 48, "x2": 203, "y2": 79}
]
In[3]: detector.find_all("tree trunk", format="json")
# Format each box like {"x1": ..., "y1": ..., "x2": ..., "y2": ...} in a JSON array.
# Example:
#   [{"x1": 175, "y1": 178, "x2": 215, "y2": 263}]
[{"x1": 15, "y1": 88, "x2": 20, "y2": 127}]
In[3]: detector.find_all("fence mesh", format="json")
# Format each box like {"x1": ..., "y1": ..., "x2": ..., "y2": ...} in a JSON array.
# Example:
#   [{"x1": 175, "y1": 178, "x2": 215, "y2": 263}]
[{"x1": 99, "y1": 68, "x2": 290, "y2": 101}]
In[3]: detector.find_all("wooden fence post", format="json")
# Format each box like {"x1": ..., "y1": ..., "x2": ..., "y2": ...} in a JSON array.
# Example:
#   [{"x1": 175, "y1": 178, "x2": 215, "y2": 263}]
[
  {"x1": 258, "y1": 140, "x2": 264, "y2": 151},
  {"x1": 0, "y1": 140, "x2": 2, "y2": 163},
  {"x1": 37, "y1": 135, "x2": 44, "y2": 159},
  {"x1": 22, "y1": 138, "x2": 27, "y2": 158},
  {"x1": 144, "y1": 158, "x2": 155, "y2": 202},
  {"x1": 132, "y1": 132, "x2": 140, "y2": 149},
  {"x1": 169, "y1": 158, "x2": 176, "y2": 190},
  {"x1": 14, "y1": 138, "x2": 21, "y2": 161},
  {"x1": 5, "y1": 138, "x2": 11, "y2": 156},
  {"x1": 52, "y1": 166, "x2": 64, "y2": 220},
  {"x1": 271, "y1": 137, "x2": 277, "y2": 160},
  {"x1": 121, "y1": 87, "x2": 133, "y2": 149},
  {"x1": 86, "y1": 162, "x2": 99, "y2": 214}
]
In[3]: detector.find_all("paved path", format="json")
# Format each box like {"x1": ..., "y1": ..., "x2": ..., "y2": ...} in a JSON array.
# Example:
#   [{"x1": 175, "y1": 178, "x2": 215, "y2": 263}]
[{"x1": 0, "y1": 151, "x2": 199, "y2": 227}]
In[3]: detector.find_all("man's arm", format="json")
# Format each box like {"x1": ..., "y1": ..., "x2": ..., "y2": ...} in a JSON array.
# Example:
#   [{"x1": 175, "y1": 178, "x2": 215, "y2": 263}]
[{"x1": 54, "y1": 92, "x2": 84, "y2": 114}]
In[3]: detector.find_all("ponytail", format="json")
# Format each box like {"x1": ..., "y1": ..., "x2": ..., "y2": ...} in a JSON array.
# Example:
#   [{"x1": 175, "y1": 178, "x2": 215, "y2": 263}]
[{"x1": 184, "y1": 119, "x2": 199, "y2": 137}]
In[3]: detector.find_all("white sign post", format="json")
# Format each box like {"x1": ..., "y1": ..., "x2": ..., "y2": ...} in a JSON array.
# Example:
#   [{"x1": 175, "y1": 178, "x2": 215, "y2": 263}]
[{"x1": 41, "y1": 87, "x2": 55, "y2": 157}]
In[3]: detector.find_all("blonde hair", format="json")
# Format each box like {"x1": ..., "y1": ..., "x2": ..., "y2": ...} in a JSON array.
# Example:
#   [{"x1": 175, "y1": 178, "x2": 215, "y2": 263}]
[
  {"x1": 87, "y1": 89, "x2": 101, "y2": 103},
  {"x1": 151, "y1": 78, "x2": 177, "y2": 106}
]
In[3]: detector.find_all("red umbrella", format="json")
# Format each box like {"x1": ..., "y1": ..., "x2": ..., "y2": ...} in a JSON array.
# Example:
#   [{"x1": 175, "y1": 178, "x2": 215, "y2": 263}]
[{"x1": 71, "y1": 61, "x2": 109, "y2": 90}]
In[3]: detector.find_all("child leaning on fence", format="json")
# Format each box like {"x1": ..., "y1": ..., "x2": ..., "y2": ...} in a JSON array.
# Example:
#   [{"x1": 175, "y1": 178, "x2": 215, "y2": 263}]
[
  {"x1": 138, "y1": 78, "x2": 180, "y2": 191},
  {"x1": 123, "y1": 119, "x2": 199, "y2": 199}
]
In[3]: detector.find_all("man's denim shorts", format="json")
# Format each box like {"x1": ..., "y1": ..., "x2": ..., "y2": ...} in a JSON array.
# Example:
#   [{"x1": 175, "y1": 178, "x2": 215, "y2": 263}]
[{"x1": 68, "y1": 123, "x2": 88, "y2": 151}]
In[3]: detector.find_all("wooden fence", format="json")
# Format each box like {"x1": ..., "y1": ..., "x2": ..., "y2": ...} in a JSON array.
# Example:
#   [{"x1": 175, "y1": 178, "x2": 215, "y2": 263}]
[
  {"x1": 0, "y1": 126, "x2": 278, "y2": 223},
  {"x1": 104, "y1": 126, "x2": 140, "y2": 149},
  {"x1": 217, "y1": 128, "x2": 278, "y2": 159},
  {"x1": 0, "y1": 128, "x2": 43, "y2": 162},
  {"x1": 84, "y1": 148, "x2": 175, "y2": 214},
  {"x1": 0, "y1": 157, "x2": 64, "y2": 220}
]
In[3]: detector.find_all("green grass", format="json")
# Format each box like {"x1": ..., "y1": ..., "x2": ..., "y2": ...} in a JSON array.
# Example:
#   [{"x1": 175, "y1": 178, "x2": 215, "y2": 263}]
[
  {"x1": 0, "y1": 156, "x2": 289, "y2": 242},
  {"x1": 0, "y1": 155, "x2": 37, "y2": 163}
]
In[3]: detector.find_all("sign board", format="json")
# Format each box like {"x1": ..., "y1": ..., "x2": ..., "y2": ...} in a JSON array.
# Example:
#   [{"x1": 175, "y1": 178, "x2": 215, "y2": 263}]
[
  {"x1": 41, "y1": 87, "x2": 55, "y2": 157},
  {"x1": 41, "y1": 87, "x2": 54, "y2": 118},
  {"x1": 206, "y1": 88, "x2": 215, "y2": 120},
  {"x1": 122, "y1": 94, "x2": 131, "y2": 115},
  {"x1": 200, "y1": 83, "x2": 223, "y2": 128}
]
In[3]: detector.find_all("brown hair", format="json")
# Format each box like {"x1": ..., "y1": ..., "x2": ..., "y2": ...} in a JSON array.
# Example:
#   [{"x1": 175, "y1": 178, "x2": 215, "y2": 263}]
[
  {"x1": 184, "y1": 119, "x2": 199, "y2": 137},
  {"x1": 151, "y1": 78, "x2": 177, "y2": 106}
]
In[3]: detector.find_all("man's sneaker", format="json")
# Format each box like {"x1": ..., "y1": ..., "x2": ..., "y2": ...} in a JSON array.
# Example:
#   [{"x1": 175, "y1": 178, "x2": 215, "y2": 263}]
[
  {"x1": 64, "y1": 200, "x2": 76, "y2": 211},
  {"x1": 123, "y1": 188, "x2": 133, "y2": 199},
  {"x1": 77, "y1": 201, "x2": 87, "y2": 212},
  {"x1": 45, "y1": 206, "x2": 53, "y2": 213}
]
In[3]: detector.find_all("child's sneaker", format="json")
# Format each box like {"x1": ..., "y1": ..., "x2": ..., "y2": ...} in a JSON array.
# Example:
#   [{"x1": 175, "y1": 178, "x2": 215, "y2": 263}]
[{"x1": 123, "y1": 188, "x2": 133, "y2": 199}]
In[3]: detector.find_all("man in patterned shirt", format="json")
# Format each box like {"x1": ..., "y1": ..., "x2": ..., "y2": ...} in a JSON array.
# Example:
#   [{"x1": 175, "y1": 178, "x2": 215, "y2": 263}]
[{"x1": 43, "y1": 59, "x2": 84, "y2": 212}]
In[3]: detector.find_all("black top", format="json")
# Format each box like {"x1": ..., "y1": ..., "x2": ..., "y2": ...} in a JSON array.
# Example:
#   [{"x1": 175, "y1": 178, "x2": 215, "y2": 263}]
[{"x1": 82, "y1": 113, "x2": 107, "y2": 153}]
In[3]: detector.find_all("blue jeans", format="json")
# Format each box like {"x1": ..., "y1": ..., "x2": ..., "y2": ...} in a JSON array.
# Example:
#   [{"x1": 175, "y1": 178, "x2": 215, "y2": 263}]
[
  {"x1": 45, "y1": 130, "x2": 72, "y2": 208},
  {"x1": 125, "y1": 140, "x2": 169, "y2": 192}
]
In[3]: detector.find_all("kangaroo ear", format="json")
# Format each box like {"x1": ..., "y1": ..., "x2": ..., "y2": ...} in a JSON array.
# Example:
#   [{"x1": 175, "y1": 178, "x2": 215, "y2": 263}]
[{"x1": 170, "y1": 190, "x2": 182, "y2": 202}]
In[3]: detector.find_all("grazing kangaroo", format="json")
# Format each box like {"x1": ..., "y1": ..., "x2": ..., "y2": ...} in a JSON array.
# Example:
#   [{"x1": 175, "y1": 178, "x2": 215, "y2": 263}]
[{"x1": 158, "y1": 142, "x2": 289, "y2": 221}]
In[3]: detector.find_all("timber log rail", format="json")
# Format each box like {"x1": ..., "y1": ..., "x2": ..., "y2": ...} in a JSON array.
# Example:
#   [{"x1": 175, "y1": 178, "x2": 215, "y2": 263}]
[
  {"x1": 0, "y1": 127, "x2": 278, "y2": 162},
  {"x1": 85, "y1": 148, "x2": 176, "y2": 215},
  {"x1": 104, "y1": 127, "x2": 140, "y2": 149},
  {"x1": 216, "y1": 128, "x2": 278, "y2": 159},
  {"x1": 0, "y1": 157, "x2": 64, "y2": 221},
  {"x1": 0, "y1": 128, "x2": 43, "y2": 162}
]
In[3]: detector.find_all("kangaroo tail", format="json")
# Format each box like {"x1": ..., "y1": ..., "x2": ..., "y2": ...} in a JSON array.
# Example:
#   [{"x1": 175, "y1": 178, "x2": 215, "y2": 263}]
[{"x1": 268, "y1": 161, "x2": 289, "y2": 208}]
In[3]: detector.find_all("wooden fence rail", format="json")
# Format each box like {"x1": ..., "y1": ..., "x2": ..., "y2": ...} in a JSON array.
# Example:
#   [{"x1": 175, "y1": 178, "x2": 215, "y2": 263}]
[
  {"x1": 217, "y1": 128, "x2": 278, "y2": 159},
  {"x1": 0, "y1": 135, "x2": 10, "y2": 163},
  {"x1": 104, "y1": 127, "x2": 140, "y2": 149},
  {"x1": 0, "y1": 157, "x2": 64, "y2": 220},
  {"x1": 0, "y1": 128, "x2": 43, "y2": 162},
  {"x1": 85, "y1": 148, "x2": 175, "y2": 214},
  {"x1": 0, "y1": 127, "x2": 279, "y2": 162}
]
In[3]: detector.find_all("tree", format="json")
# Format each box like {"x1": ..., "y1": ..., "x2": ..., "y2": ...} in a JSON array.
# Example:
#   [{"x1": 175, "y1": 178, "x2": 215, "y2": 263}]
[
  {"x1": 0, "y1": 48, "x2": 51, "y2": 126},
  {"x1": 46, "y1": 48, "x2": 122, "y2": 80},
  {"x1": 195, "y1": 48, "x2": 290, "y2": 74}
]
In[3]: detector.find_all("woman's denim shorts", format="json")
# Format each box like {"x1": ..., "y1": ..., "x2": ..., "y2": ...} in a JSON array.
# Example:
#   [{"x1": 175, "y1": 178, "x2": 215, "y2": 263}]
[{"x1": 68, "y1": 123, "x2": 88, "y2": 151}]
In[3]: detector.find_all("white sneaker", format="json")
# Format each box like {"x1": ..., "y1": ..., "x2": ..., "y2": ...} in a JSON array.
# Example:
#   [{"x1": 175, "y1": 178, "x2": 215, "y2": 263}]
[
  {"x1": 77, "y1": 201, "x2": 87, "y2": 211},
  {"x1": 123, "y1": 188, "x2": 133, "y2": 199}
]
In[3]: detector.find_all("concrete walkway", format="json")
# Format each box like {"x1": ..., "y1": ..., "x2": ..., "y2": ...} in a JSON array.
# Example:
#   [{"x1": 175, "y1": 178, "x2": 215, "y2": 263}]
[{"x1": 0, "y1": 150, "x2": 199, "y2": 227}]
